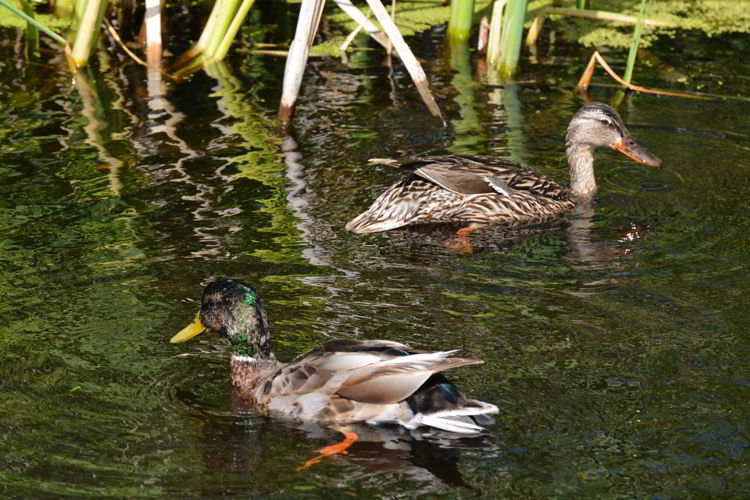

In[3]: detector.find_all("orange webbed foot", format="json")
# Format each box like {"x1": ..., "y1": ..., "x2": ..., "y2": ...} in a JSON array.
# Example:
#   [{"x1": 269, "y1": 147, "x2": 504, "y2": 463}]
[{"x1": 296, "y1": 432, "x2": 359, "y2": 471}]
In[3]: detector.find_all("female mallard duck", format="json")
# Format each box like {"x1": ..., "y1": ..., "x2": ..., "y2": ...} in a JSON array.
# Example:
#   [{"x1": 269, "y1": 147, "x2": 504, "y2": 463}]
[
  {"x1": 346, "y1": 103, "x2": 662, "y2": 234},
  {"x1": 171, "y1": 279, "x2": 498, "y2": 436}
]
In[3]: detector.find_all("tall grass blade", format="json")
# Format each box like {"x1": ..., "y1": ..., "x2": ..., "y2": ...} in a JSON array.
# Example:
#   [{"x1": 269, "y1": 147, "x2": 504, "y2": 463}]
[
  {"x1": 204, "y1": 0, "x2": 241, "y2": 58},
  {"x1": 364, "y1": 0, "x2": 443, "y2": 120},
  {"x1": 623, "y1": 0, "x2": 651, "y2": 85},
  {"x1": 279, "y1": 0, "x2": 326, "y2": 122},
  {"x1": 334, "y1": 0, "x2": 390, "y2": 51},
  {"x1": 486, "y1": 0, "x2": 506, "y2": 66},
  {"x1": 178, "y1": 0, "x2": 225, "y2": 63},
  {"x1": 525, "y1": 8, "x2": 670, "y2": 48}
]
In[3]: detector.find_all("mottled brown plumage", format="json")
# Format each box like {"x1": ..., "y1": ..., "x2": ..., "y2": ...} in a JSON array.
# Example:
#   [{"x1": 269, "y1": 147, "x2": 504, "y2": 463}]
[
  {"x1": 346, "y1": 103, "x2": 662, "y2": 234},
  {"x1": 172, "y1": 280, "x2": 498, "y2": 433}
]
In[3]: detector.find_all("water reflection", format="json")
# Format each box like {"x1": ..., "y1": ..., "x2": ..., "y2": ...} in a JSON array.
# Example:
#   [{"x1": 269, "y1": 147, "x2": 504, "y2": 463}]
[
  {"x1": 282, "y1": 133, "x2": 357, "y2": 279},
  {"x1": 176, "y1": 387, "x2": 496, "y2": 494},
  {"x1": 565, "y1": 203, "x2": 652, "y2": 272},
  {"x1": 3, "y1": 19, "x2": 750, "y2": 498}
]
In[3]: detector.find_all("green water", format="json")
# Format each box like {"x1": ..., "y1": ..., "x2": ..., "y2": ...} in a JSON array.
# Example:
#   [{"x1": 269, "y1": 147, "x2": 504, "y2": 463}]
[{"x1": 1, "y1": 19, "x2": 749, "y2": 498}]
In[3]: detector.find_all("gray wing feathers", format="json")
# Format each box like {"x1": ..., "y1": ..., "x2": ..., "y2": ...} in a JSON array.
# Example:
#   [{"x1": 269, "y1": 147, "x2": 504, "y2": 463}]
[{"x1": 278, "y1": 349, "x2": 484, "y2": 405}]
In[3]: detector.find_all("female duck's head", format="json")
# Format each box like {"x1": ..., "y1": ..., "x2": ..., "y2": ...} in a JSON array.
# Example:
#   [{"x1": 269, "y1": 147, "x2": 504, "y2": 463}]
[{"x1": 566, "y1": 103, "x2": 662, "y2": 199}]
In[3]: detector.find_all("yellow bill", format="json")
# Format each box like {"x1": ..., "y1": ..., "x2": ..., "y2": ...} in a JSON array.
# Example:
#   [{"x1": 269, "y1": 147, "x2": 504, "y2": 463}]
[{"x1": 170, "y1": 312, "x2": 207, "y2": 344}]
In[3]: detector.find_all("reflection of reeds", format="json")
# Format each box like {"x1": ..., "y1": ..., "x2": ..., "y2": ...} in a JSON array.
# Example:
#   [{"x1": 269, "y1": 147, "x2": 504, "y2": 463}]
[
  {"x1": 72, "y1": 70, "x2": 125, "y2": 194},
  {"x1": 204, "y1": 61, "x2": 310, "y2": 263},
  {"x1": 448, "y1": 43, "x2": 485, "y2": 154}
]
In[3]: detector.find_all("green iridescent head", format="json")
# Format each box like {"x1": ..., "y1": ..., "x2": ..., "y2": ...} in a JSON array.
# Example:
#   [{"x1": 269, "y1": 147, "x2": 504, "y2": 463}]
[{"x1": 171, "y1": 279, "x2": 273, "y2": 359}]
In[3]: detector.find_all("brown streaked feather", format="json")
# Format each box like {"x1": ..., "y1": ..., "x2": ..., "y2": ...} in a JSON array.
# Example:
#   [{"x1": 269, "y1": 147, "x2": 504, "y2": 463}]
[
  {"x1": 347, "y1": 155, "x2": 574, "y2": 234},
  {"x1": 355, "y1": 104, "x2": 662, "y2": 233}
]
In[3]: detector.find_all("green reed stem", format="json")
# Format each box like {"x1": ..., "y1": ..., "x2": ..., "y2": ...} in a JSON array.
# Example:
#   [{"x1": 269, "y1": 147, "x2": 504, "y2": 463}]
[
  {"x1": 214, "y1": 0, "x2": 257, "y2": 60},
  {"x1": 71, "y1": 0, "x2": 107, "y2": 66},
  {"x1": 18, "y1": 0, "x2": 39, "y2": 55},
  {"x1": 623, "y1": 0, "x2": 651, "y2": 84},
  {"x1": 494, "y1": 0, "x2": 527, "y2": 80},
  {"x1": 204, "y1": 0, "x2": 241, "y2": 57},
  {"x1": 486, "y1": 0, "x2": 505, "y2": 66},
  {"x1": 448, "y1": 0, "x2": 475, "y2": 43}
]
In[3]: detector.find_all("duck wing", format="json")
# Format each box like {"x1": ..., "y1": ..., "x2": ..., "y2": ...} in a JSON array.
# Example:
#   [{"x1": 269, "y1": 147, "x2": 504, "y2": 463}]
[
  {"x1": 270, "y1": 339, "x2": 415, "y2": 395},
  {"x1": 273, "y1": 339, "x2": 483, "y2": 405},
  {"x1": 371, "y1": 155, "x2": 567, "y2": 200},
  {"x1": 335, "y1": 351, "x2": 483, "y2": 404}
]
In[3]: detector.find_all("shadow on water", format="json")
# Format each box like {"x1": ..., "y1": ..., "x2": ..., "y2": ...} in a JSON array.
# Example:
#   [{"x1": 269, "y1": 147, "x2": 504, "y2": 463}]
[{"x1": 1, "y1": 10, "x2": 750, "y2": 497}]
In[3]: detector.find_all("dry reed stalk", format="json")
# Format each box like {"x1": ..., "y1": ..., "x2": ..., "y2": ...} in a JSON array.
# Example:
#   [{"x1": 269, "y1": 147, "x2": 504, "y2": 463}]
[
  {"x1": 145, "y1": 0, "x2": 161, "y2": 68},
  {"x1": 576, "y1": 50, "x2": 710, "y2": 100},
  {"x1": 279, "y1": 0, "x2": 326, "y2": 122},
  {"x1": 364, "y1": 0, "x2": 443, "y2": 121}
]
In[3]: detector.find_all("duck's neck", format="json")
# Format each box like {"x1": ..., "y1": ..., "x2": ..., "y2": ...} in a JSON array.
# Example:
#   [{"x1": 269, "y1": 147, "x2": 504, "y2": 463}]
[
  {"x1": 567, "y1": 144, "x2": 597, "y2": 201},
  {"x1": 229, "y1": 327, "x2": 275, "y2": 360},
  {"x1": 227, "y1": 300, "x2": 276, "y2": 360},
  {"x1": 230, "y1": 353, "x2": 280, "y2": 396}
]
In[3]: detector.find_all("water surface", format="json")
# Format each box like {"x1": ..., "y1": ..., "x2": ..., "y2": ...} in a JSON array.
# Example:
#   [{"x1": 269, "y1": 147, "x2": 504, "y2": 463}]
[{"x1": 1, "y1": 18, "x2": 749, "y2": 498}]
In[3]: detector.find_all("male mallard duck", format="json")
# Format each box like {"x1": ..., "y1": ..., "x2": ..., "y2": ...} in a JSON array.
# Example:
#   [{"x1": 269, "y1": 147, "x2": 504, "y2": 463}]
[
  {"x1": 171, "y1": 279, "x2": 498, "y2": 436},
  {"x1": 346, "y1": 103, "x2": 662, "y2": 234}
]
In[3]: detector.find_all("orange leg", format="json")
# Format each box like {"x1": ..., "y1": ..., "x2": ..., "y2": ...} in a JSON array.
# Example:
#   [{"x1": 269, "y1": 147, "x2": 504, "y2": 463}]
[
  {"x1": 296, "y1": 432, "x2": 359, "y2": 471},
  {"x1": 456, "y1": 225, "x2": 477, "y2": 236}
]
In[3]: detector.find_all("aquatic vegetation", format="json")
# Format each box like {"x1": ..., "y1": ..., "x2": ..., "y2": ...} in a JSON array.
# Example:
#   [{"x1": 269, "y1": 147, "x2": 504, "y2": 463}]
[{"x1": 528, "y1": 0, "x2": 750, "y2": 49}]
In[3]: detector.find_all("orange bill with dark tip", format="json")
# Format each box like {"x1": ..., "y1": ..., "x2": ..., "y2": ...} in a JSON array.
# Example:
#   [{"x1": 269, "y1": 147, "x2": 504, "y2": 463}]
[{"x1": 610, "y1": 139, "x2": 663, "y2": 168}]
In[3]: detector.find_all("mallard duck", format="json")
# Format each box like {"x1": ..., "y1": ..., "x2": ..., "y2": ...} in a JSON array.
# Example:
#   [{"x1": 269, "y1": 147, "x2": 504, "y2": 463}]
[
  {"x1": 346, "y1": 103, "x2": 662, "y2": 234},
  {"x1": 171, "y1": 279, "x2": 498, "y2": 436}
]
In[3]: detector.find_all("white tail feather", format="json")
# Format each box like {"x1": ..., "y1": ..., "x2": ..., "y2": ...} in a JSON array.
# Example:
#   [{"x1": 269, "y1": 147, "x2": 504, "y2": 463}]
[
  {"x1": 402, "y1": 401, "x2": 499, "y2": 434},
  {"x1": 368, "y1": 158, "x2": 399, "y2": 166},
  {"x1": 427, "y1": 403, "x2": 499, "y2": 418},
  {"x1": 404, "y1": 414, "x2": 484, "y2": 434}
]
